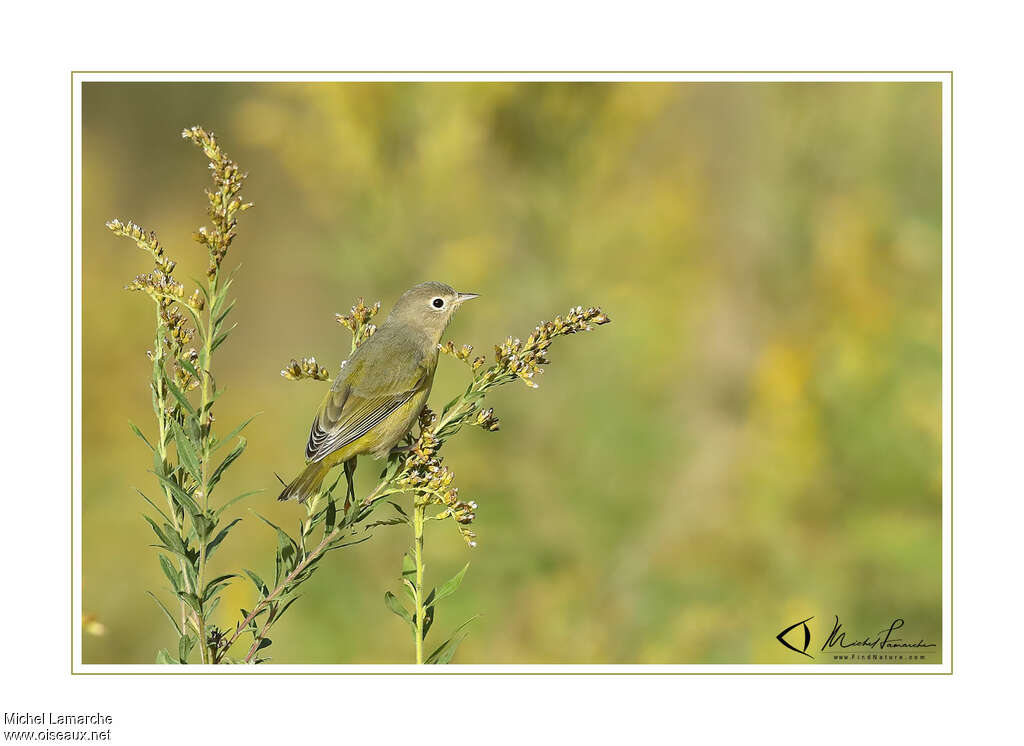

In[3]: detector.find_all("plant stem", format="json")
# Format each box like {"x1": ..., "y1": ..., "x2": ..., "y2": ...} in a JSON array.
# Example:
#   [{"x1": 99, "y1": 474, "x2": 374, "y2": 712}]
[
  {"x1": 152, "y1": 302, "x2": 194, "y2": 635},
  {"x1": 194, "y1": 277, "x2": 218, "y2": 664},
  {"x1": 219, "y1": 524, "x2": 342, "y2": 661},
  {"x1": 243, "y1": 615, "x2": 274, "y2": 664},
  {"x1": 218, "y1": 477, "x2": 393, "y2": 662},
  {"x1": 433, "y1": 372, "x2": 512, "y2": 440},
  {"x1": 434, "y1": 389, "x2": 477, "y2": 435},
  {"x1": 413, "y1": 499, "x2": 426, "y2": 665}
]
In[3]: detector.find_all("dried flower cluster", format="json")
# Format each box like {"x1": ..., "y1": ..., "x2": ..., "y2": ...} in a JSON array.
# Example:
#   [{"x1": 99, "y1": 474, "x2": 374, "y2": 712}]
[
  {"x1": 181, "y1": 126, "x2": 253, "y2": 278},
  {"x1": 475, "y1": 407, "x2": 500, "y2": 431},
  {"x1": 281, "y1": 356, "x2": 331, "y2": 382},
  {"x1": 336, "y1": 298, "x2": 381, "y2": 350},
  {"x1": 172, "y1": 348, "x2": 202, "y2": 392},
  {"x1": 431, "y1": 304, "x2": 611, "y2": 443},
  {"x1": 282, "y1": 299, "x2": 381, "y2": 383},
  {"x1": 491, "y1": 305, "x2": 611, "y2": 389},
  {"x1": 107, "y1": 219, "x2": 200, "y2": 401},
  {"x1": 439, "y1": 340, "x2": 486, "y2": 371},
  {"x1": 106, "y1": 218, "x2": 177, "y2": 275},
  {"x1": 391, "y1": 409, "x2": 478, "y2": 547},
  {"x1": 124, "y1": 269, "x2": 184, "y2": 300}
]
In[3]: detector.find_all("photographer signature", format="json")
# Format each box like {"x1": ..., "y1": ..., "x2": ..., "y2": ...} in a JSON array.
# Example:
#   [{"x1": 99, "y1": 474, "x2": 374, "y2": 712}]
[{"x1": 821, "y1": 616, "x2": 936, "y2": 651}]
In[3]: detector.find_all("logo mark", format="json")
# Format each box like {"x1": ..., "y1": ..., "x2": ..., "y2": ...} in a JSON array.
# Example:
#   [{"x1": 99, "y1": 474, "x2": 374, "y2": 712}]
[{"x1": 777, "y1": 616, "x2": 814, "y2": 658}]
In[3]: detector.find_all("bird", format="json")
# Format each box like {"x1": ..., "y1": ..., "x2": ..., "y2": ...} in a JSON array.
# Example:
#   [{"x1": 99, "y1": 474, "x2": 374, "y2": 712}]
[{"x1": 278, "y1": 281, "x2": 478, "y2": 502}]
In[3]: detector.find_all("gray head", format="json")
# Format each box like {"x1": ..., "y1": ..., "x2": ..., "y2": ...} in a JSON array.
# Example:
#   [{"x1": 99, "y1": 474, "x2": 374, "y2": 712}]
[{"x1": 386, "y1": 281, "x2": 479, "y2": 341}]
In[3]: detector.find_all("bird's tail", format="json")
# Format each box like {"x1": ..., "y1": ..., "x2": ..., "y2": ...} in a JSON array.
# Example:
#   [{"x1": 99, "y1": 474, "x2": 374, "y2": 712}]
[{"x1": 277, "y1": 461, "x2": 330, "y2": 502}]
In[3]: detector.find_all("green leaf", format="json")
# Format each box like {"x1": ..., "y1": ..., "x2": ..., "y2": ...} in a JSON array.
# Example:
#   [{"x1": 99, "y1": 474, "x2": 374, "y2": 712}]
[
  {"x1": 276, "y1": 595, "x2": 301, "y2": 623},
  {"x1": 151, "y1": 472, "x2": 202, "y2": 518},
  {"x1": 136, "y1": 489, "x2": 170, "y2": 523},
  {"x1": 192, "y1": 512, "x2": 213, "y2": 542},
  {"x1": 255, "y1": 515, "x2": 299, "y2": 585},
  {"x1": 170, "y1": 421, "x2": 202, "y2": 483},
  {"x1": 178, "y1": 633, "x2": 195, "y2": 663},
  {"x1": 213, "y1": 414, "x2": 259, "y2": 454},
  {"x1": 206, "y1": 517, "x2": 242, "y2": 559},
  {"x1": 163, "y1": 376, "x2": 197, "y2": 419},
  {"x1": 158, "y1": 553, "x2": 181, "y2": 591},
  {"x1": 211, "y1": 268, "x2": 239, "y2": 316},
  {"x1": 214, "y1": 489, "x2": 263, "y2": 517},
  {"x1": 150, "y1": 381, "x2": 162, "y2": 419},
  {"x1": 420, "y1": 598, "x2": 435, "y2": 639},
  {"x1": 177, "y1": 354, "x2": 202, "y2": 384},
  {"x1": 141, "y1": 514, "x2": 172, "y2": 548},
  {"x1": 160, "y1": 523, "x2": 192, "y2": 561},
  {"x1": 379, "y1": 454, "x2": 403, "y2": 483},
  {"x1": 323, "y1": 535, "x2": 372, "y2": 552},
  {"x1": 153, "y1": 449, "x2": 168, "y2": 480},
  {"x1": 363, "y1": 517, "x2": 407, "y2": 530},
  {"x1": 182, "y1": 560, "x2": 200, "y2": 597},
  {"x1": 254, "y1": 513, "x2": 293, "y2": 541},
  {"x1": 203, "y1": 574, "x2": 236, "y2": 602},
  {"x1": 297, "y1": 517, "x2": 309, "y2": 554},
  {"x1": 401, "y1": 578, "x2": 416, "y2": 603},
  {"x1": 401, "y1": 552, "x2": 416, "y2": 581},
  {"x1": 172, "y1": 415, "x2": 201, "y2": 474},
  {"x1": 156, "y1": 648, "x2": 178, "y2": 664},
  {"x1": 275, "y1": 529, "x2": 297, "y2": 583},
  {"x1": 129, "y1": 422, "x2": 155, "y2": 452},
  {"x1": 244, "y1": 569, "x2": 268, "y2": 597},
  {"x1": 425, "y1": 616, "x2": 479, "y2": 664},
  {"x1": 325, "y1": 496, "x2": 337, "y2": 533},
  {"x1": 201, "y1": 383, "x2": 225, "y2": 413},
  {"x1": 209, "y1": 437, "x2": 246, "y2": 492},
  {"x1": 387, "y1": 500, "x2": 410, "y2": 521},
  {"x1": 213, "y1": 298, "x2": 236, "y2": 332},
  {"x1": 433, "y1": 563, "x2": 470, "y2": 605},
  {"x1": 210, "y1": 324, "x2": 236, "y2": 353},
  {"x1": 146, "y1": 591, "x2": 182, "y2": 635},
  {"x1": 177, "y1": 591, "x2": 202, "y2": 613},
  {"x1": 384, "y1": 591, "x2": 414, "y2": 629},
  {"x1": 239, "y1": 608, "x2": 261, "y2": 635},
  {"x1": 142, "y1": 519, "x2": 192, "y2": 565}
]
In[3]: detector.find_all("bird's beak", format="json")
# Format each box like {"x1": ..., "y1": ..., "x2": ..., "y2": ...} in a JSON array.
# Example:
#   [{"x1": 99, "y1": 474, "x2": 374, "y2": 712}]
[{"x1": 455, "y1": 292, "x2": 480, "y2": 305}]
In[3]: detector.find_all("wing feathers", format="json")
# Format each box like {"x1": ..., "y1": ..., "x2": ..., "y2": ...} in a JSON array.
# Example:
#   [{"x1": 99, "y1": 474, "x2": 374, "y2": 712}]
[
  {"x1": 302, "y1": 335, "x2": 432, "y2": 464},
  {"x1": 305, "y1": 391, "x2": 417, "y2": 463}
]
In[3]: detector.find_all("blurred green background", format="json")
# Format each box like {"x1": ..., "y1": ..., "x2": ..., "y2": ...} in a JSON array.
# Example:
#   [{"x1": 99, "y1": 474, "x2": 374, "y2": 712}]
[{"x1": 82, "y1": 82, "x2": 942, "y2": 664}]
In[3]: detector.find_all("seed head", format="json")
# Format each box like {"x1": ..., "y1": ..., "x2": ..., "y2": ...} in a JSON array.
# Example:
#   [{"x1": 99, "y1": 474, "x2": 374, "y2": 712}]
[{"x1": 281, "y1": 356, "x2": 331, "y2": 382}]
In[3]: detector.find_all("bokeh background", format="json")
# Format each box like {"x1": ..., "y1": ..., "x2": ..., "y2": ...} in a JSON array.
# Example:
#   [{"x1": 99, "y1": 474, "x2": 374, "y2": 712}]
[{"x1": 82, "y1": 82, "x2": 942, "y2": 664}]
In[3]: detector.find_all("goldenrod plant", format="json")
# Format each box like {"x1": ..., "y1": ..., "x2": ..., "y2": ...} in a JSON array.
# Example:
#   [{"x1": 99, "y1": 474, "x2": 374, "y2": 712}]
[
  {"x1": 110, "y1": 126, "x2": 609, "y2": 664},
  {"x1": 107, "y1": 126, "x2": 261, "y2": 663}
]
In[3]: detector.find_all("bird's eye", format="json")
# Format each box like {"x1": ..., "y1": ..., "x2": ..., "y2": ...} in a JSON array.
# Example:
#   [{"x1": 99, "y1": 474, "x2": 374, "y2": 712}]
[{"x1": 431, "y1": 297, "x2": 445, "y2": 309}]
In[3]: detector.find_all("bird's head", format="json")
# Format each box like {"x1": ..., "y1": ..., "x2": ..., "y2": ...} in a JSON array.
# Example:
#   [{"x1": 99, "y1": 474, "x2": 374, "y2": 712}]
[{"x1": 387, "y1": 281, "x2": 479, "y2": 342}]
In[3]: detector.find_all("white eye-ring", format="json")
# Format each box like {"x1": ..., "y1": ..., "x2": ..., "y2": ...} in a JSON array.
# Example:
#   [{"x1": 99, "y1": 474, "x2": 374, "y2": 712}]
[{"x1": 431, "y1": 297, "x2": 445, "y2": 309}]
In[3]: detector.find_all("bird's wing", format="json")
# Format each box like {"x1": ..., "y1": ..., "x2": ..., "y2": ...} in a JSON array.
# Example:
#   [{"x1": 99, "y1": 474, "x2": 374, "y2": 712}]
[{"x1": 304, "y1": 351, "x2": 430, "y2": 463}]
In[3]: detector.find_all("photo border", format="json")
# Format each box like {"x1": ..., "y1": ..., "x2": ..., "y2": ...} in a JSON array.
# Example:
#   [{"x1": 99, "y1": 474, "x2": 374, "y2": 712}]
[{"x1": 71, "y1": 70, "x2": 952, "y2": 674}]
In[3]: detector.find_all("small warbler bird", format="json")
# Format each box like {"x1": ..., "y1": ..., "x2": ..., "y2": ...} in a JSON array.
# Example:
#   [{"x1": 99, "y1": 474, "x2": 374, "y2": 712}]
[{"x1": 278, "y1": 281, "x2": 478, "y2": 502}]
